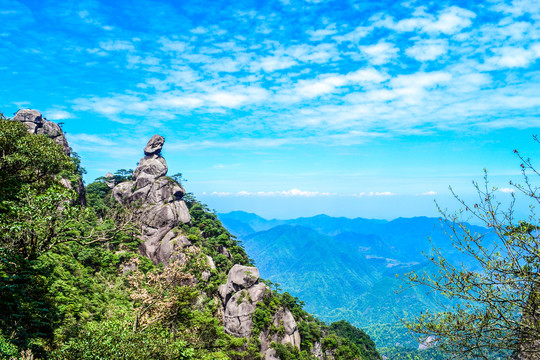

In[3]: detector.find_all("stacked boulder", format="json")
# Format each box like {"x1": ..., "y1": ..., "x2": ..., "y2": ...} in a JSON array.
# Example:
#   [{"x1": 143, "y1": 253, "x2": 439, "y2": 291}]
[
  {"x1": 113, "y1": 135, "x2": 191, "y2": 264},
  {"x1": 219, "y1": 265, "x2": 301, "y2": 359}
]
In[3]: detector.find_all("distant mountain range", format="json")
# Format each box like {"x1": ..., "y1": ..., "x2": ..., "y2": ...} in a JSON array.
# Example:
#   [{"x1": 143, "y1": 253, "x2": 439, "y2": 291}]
[{"x1": 218, "y1": 211, "x2": 491, "y2": 349}]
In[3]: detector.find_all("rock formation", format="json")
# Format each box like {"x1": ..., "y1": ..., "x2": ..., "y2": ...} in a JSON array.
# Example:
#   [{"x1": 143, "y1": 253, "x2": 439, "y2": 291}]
[
  {"x1": 112, "y1": 135, "x2": 191, "y2": 264},
  {"x1": 13, "y1": 109, "x2": 71, "y2": 155},
  {"x1": 13, "y1": 109, "x2": 85, "y2": 204},
  {"x1": 219, "y1": 264, "x2": 301, "y2": 358}
]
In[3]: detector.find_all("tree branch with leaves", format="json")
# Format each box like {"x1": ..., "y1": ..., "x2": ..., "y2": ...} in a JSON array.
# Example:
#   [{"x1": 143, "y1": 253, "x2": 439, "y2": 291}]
[{"x1": 403, "y1": 139, "x2": 540, "y2": 359}]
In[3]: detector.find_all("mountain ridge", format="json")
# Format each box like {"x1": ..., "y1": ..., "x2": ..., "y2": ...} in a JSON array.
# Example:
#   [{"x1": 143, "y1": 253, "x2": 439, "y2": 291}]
[{"x1": 218, "y1": 210, "x2": 491, "y2": 353}]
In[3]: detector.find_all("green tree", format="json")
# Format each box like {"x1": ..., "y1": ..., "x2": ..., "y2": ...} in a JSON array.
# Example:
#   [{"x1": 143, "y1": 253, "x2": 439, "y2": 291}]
[
  {"x1": 331, "y1": 320, "x2": 381, "y2": 360},
  {"x1": 403, "y1": 143, "x2": 540, "y2": 359},
  {"x1": 0, "y1": 115, "x2": 75, "y2": 206},
  {"x1": 0, "y1": 116, "x2": 137, "y2": 355},
  {"x1": 0, "y1": 248, "x2": 58, "y2": 358}
]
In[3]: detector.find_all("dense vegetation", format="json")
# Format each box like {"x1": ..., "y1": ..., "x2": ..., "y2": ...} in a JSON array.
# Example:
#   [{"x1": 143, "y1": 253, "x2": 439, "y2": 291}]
[{"x1": 0, "y1": 115, "x2": 380, "y2": 359}]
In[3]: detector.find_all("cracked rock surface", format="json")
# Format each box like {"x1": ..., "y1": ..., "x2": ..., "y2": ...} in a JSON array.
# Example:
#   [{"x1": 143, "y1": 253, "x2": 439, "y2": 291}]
[
  {"x1": 113, "y1": 135, "x2": 191, "y2": 264},
  {"x1": 219, "y1": 264, "x2": 300, "y2": 357}
]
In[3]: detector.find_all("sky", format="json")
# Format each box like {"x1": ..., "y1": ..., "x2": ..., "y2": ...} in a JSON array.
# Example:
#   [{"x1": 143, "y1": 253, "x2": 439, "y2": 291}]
[{"x1": 1, "y1": 0, "x2": 539, "y2": 220}]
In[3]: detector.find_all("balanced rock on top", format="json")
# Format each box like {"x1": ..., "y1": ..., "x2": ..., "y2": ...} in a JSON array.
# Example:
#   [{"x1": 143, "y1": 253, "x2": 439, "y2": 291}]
[{"x1": 144, "y1": 134, "x2": 165, "y2": 156}]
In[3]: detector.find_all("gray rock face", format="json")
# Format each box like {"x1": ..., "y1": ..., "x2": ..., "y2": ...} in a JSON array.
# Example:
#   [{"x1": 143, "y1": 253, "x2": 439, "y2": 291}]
[
  {"x1": 13, "y1": 109, "x2": 71, "y2": 155},
  {"x1": 311, "y1": 341, "x2": 323, "y2": 359},
  {"x1": 265, "y1": 349, "x2": 280, "y2": 360},
  {"x1": 219, "y1": 265, "x2": 260, "y2": 305},
  {"x1": 220, "y1": 265, "x2": 269, "y2": 338},
  {"x1": 259, "y1": 307, "x2": 301, "y2": 355},
  {"x1": 105, "y1": 172, "x2": 116, "y2": 189},
  {"x1": 133, "y1": 155, "x2": 168, "y2": 180},
  {"x1": 218, "y1": 264, "x2": 300, "y2": 357},
  {"x1": 112, "y1": 135, "x2": 191, "y2": 264},
  {"x1": 13, "y1": 109, "x2": 44, "y2": 134},
  {"x1": 144, "y1": 134, "x2": 165, "y2": 156}
]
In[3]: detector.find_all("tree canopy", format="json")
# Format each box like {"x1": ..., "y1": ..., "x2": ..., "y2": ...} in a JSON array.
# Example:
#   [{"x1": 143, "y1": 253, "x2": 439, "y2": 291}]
[{"x1": 404, "y1": 140, "x2": 540, "y2": 359}]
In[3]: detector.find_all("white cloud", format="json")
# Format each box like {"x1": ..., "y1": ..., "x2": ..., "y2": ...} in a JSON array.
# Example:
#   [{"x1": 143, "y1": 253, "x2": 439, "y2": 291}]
[
  {"x1": 499, "y1": 187, "x2": 515, "y2": 193},
  {"x1": 159, "y1": 38, "x2": 188, "y2": 52},
  {"x1": 77, "y1": 10, "x2": 113, "y2": 30},
  {"x1": 490, "y1": 0, "x2": 540, "y2": 18},
  {"x1": 485, "y1": 46, "x2": 540, "y2": 69},
  {"x1": 333, "y1": 26, "x2": 372, "y2": 43},
  {"x1": 99, "y1": 40, "x2": 135, "y2": 52},
  {"x1": 355, "y1": 192, "x2": 396, "y2": 196},
  {"x1": 391, "y1": 71, "x2": 452, "y2": 89},
  {"x1": 360, "y1": 41, "x2": 399, "y2": 65},
  {"x1": 204, "y1": 57, "x2": 242, "y2": 72},
  {"x1": 345, "y1": 68, "x2": 389, "y2": 84},
  {"x1": 190, "y1": 26, "x2": 208, "y2": 34},
  {"x1": 286, "y1": 43, "x2": 338, "y2": 64},
  {"x1": 87, "y1": 48, "x2": 108, "y2": 57},
  {"x1": 278, "y1": 68, "x2": 388, "y2": 102},
  {"x1": 66, "y1": 133, "x2": 115, "y2": 146},
  {"x1": 307, "y1": 24, "x2": 338, "y2": 41},
  {"x1": 205, "y1": 86, "x2": 269, "y2": 108},
  {"x1": 251, "y1": 55, "x2": 297, "y2": 72},
  {"x1": 154, "y1": 95, "x2": 204, "y2": 109},
  {"x1": 45, "y1": 110, "x2": 74, "y2": 120},
  {"x1": 73, "y1": 95, "x2": 147, "y2": 119},
  {"x1": 207, "y1": 189, "x2": 335, "y2": 197},
  {"x1": 406, "y1": 39, "x2": 448, "y2": 61},
  {"x1": 421, "y1": 190, "x2": 437, "y2": 195},
  {"x1": 127, "y1": 55, "x2": 160, "y2": 67},
  {"x1": 393, "y1": 6, "x2": 476, "y2": 34},
  {"x1": 209, "y1": 191, "x2": 234, "y2": 196}
]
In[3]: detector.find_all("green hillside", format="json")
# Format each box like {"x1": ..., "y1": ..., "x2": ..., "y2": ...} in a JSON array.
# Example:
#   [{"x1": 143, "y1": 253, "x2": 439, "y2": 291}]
[
  {"x1": 219, "y1": 211, "x2": 493, "y2": 357},
  {"x1": 0, "y1": 115, "x2": 381, "y2": 360}
]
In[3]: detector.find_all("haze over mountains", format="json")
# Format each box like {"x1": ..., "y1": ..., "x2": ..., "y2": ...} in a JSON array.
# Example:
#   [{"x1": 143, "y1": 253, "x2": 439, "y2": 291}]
[{"x1": 218, "y1": 211, "x2": 491, "y2": 348}]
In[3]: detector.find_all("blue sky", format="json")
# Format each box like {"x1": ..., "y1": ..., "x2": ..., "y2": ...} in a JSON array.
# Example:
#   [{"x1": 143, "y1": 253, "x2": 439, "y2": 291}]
[{"x1": 1, "y1": 0, "x2": 539, "y2": 219}]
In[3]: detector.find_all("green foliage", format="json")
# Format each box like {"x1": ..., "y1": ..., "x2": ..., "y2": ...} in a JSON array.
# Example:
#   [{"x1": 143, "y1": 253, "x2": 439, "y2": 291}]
[
  {"x1": 403, "y1": 144, "x2": 540, "y2": 359},
  {"x1": 0, "y1": 331, "x2": 19, "y2": 359},
  {"x1": 0, "y1": 249, "x2": 58, "y2": 357},
  {"x1": 85, "y1": 180, "x2": 113, "y2": 216},
  {"x1": 114, "y1": 168, "x2": 133, "y2": 182},
  {"x1": 271, "y1": 342, "x2": 313, "y2": 360},
  {"x1": 171, "y1": 172, "x2": 186, "y2": 185},
  {"x1": 252, "y1": 302, "x2": 274, "y2": 335},
  {"x1": 186, "y1": 200, "x2": 252, "y2": 272},
  {"x1": 298, "y1": 320, "x2": 322, "y2": 351},
  {"x1": 331, "y1": 320, "x2": 380, "y2": 360},
  {"x1": 0, "y1": 117, "x2": 75, "y2": 203},
  {"x1": 51, "y1": 319, "x2": 194, "y2": 360},
  {"x1": 0, "y1": 118, "x2": 383, "y2": 360},
  {"x1": 377, "y1": 346, "x2": 447, "y2": 360}
]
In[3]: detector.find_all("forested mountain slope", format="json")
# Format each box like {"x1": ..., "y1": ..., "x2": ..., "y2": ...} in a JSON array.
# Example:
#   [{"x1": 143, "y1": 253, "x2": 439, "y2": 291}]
[
  {"x1": 219, "y1": 211, "x2": 492, "y2": 356},
  {"x1": 0, "y1": 110, "x2": 380, "y2": 360}
]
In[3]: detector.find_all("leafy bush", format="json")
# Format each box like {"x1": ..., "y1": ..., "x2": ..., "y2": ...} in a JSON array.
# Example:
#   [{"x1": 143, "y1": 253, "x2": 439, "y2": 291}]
[{"x1": 51, "y1": 319, "x2": 194, "y2": 360}]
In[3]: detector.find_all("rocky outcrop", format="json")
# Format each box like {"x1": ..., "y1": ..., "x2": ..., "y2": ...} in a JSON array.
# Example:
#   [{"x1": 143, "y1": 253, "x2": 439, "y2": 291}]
[
  {"x1": 219, "y1": 265, "x2": 266, "y2": 337},
  {"x1": 112, "y1": 135, "x2": 191, "y2": 264},
  {"x1": 219, "y1": 264, "x2": 301, "y2": 357},
  {"x1": 13, "y1": 109, "x2": 86, "y2": 204},
  {"x1": 259, "y1": 307, "x2": 302, "y2": 355},
  {"x1": 13, "y1": 109, "x2": 70, "y2": 155}
]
